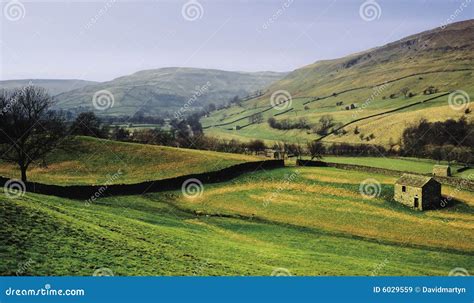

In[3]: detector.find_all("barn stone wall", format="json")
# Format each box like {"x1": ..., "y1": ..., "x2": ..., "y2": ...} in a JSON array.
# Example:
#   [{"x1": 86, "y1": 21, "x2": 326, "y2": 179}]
[{"x1": 394, "y1": 184, "x2": 423, "y2": 210}]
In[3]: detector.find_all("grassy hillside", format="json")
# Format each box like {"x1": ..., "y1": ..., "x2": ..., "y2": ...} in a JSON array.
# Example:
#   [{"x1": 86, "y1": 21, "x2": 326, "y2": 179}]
[
  {"x1": 54, "y1": 68, "x2": 287, "y2": 116},
  {"x1": 0, "y1": 79, "x2": 97, "y2": 96},
  {"x1": 2, "y1": 166, "x2": 472, "y2": 276},
  {"x1": 0, "y1": 137, "x2": 259, "y2": 185},
  {"x1": 321, "y1": 156, "x2": 473, "y2": 178},
  {"x1": 202, "y1": 20, "x2": 474, "y2": 146}
]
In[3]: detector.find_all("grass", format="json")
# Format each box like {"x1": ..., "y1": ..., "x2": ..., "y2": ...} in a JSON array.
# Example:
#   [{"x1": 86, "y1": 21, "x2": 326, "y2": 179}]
[
  {"x1": 2, "y1": 166, "x2": 472, "y2": 276},
  {"x1": 0, "y1": 136, "x2": 259, "y2": 185},
  {"x1": 200, "y1": 43, "x2": 474, "y2": 146},
  {"x1": 321, "y1": 156, "x2": 473, "y2": 178}
]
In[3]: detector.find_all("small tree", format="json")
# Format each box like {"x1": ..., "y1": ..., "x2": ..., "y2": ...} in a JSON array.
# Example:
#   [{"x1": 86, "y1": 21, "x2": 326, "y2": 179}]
[
  {"x1": 400, "y1": 87, "x2": 410, "y2": 98},
  {"x1": 307, "y1": 141, "x2": 325, "y2": 160},
  {"x1": 0, "y1": 86, "x2": 69, "y2": 182}
]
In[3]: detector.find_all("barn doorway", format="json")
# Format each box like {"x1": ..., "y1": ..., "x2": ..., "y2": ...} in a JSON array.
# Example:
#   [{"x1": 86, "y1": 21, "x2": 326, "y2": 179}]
[{"x1": 414, "y1": 197, "x2": 419, "y2": 208}]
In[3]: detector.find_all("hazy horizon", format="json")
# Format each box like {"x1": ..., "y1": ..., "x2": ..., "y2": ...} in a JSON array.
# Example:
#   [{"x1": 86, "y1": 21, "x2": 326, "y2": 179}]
[{"x1": 1, "y1": 0, "x2": 473, "y2": 82}]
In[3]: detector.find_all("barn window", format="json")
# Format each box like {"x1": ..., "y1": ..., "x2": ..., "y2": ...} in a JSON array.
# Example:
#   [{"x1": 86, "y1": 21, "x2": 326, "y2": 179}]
[{"x1": 402, "y1": 186, "x2": 406, "y2": 192}]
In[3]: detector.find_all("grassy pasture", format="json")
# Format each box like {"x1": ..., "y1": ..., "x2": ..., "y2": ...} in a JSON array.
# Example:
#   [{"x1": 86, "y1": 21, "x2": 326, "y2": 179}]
[
  {"x1": 0, "y1": 137, "x2": 259, "y2": 185},
  {"x1": 321, "y1": 156, "x2": 473, "y2": 178},
  {"x1": 2, "y1": 166, "x2": 471, "y2": 276},
  {"x1": 201, "y1": 66, "x2": 473, "y2": 146}
]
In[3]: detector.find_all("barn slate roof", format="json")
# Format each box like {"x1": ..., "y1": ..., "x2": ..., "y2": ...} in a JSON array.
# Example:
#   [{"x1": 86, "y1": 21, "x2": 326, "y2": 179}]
[{"x1": 395, "y1": 174, "x2": 436, "y2": 188}]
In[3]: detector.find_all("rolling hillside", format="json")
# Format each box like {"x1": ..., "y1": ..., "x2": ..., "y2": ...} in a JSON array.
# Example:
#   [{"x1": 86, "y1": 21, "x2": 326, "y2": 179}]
[
  {"x1": 54, "y1": 68, "x2": 287, "y2": 116},
  {"x1": 201, "y1": 20, "x2": 474, "y2": 146},
  {"x1": 0, "y1": 79, "x2": 97, "y2": 96},
  {"x1": 0, "y1": 137, "x2": 259, "y2": 185},
  {"x1": 2, "y1": 166, "x2": 472, "y2": 275}
]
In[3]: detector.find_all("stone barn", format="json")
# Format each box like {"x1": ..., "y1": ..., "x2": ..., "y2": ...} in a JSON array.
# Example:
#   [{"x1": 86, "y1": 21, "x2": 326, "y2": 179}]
[
  {"x1": 432, "y1": 165, "x2": 451, "y2": 177},
  {"x1": 394, "y1": 174, "x2": 441, "y2": 211}
]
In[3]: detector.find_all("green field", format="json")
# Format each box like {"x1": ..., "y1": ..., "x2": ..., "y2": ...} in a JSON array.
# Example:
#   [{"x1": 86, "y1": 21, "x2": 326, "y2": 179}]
[
  {"x1": 0, "y1": 137, "x2": 259, "y2": 185},
  {"x1": 321, "y1": 156, "x2": 473, "y2": 178},
  {"x1": 2, "y1": 166, "x2": 472, "y2": 276}
]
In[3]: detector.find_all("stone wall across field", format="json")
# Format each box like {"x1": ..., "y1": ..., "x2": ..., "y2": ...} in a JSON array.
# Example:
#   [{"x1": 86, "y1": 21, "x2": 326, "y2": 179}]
[
  {"x1": 296, "y1": 160, "x2": 474, "y2": 191},
  {"x1": 0, "y1": 160, "x2": 284, "y2": 200}
]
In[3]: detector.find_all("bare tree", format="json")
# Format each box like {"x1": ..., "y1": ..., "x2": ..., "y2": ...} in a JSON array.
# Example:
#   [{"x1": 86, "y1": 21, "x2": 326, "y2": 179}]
[
  {"x1": 307, "y1": 141, "x2": 325, "y2": 160},
  {"x1": 400, "y1": 87, "x2": 410, "y2": 98},
  {"x1": 0, "y1": 86, "x2": 69, "y2": 182}
]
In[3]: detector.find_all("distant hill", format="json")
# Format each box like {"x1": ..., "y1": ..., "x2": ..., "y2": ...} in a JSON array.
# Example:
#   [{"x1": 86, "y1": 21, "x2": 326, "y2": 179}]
[
  {"x1": 0, "y1": 79, "x2": 97, "y2": 96},
  {"x1": 53, "y1": 68, "x2": 287, "y2": 116},
  {"x1": 201, "y1": 19, "x2": 474, "y2": 147}
]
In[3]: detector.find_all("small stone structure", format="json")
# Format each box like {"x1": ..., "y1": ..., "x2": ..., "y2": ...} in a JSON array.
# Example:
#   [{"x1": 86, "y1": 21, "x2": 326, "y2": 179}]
[
  {"x1": 432, "y1": 165, "x2": 451, "y2": 177},
  {"x1": 394, "y1": 174, "x2": 441, "y2": 210}
]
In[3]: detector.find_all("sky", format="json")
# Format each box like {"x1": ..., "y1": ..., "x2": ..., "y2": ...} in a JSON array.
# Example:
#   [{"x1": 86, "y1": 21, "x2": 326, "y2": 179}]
[{"x1": 1, "y1": 0, "x2": 473, "y2": 81}]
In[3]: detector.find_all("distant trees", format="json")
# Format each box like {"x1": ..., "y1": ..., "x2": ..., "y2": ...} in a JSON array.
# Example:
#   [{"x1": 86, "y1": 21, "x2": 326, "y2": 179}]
[
  {"x1": 307, "y1": 141, "x2": 325, "y2": 160},
  {"x1": 247, "y1": 140, "x2": 266, "y2": 154},
  {"x1": 268, "y1": 117, "x2": 310, "y2": 130},
  {"x1": 401, "y1": 117, "x2": 473, "y2": 165},
  {"x1": 313, "y1": 114, "x2": 335, "y2": 135},
  {"x1": 70, "y1": 112, "x2": 106, "y2": 137},
  {"x1": 0, "y1": 86, "x2": 69, "y2": 182}
]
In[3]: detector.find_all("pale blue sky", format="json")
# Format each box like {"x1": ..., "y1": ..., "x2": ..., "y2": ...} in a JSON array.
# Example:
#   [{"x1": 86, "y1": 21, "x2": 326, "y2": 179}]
[{"x1": 1, "y1": 0, "x2": 473, "y2": 81}]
